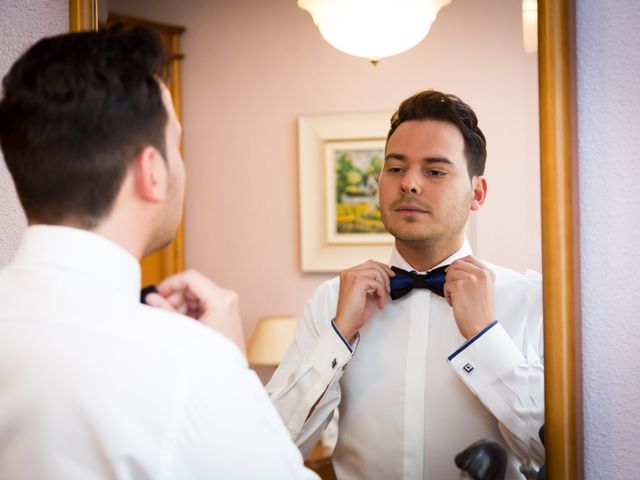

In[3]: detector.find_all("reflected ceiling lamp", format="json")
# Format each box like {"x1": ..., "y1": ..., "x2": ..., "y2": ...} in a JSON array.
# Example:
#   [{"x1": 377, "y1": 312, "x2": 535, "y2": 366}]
[
  {"x1": 522, "y1": 0, "x2": 538, "y2": 53},
  {"x1": 298, "y1": 0, "x2": 452, "y2": 64}
]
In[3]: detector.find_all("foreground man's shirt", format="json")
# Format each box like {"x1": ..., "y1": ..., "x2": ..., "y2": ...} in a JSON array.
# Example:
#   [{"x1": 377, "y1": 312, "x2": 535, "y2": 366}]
[
  {"x1": 267, "y1": 240, "x2": 544, "y2": 479},
  {"x1": 0, "y1": 226, "x2": 317, "y2": 480}
]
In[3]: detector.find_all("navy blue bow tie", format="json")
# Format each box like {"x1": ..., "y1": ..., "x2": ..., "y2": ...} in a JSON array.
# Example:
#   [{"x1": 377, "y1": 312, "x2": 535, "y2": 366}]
[{"x1": 390, "y1": 265, "x2": 448, "y2": 300}]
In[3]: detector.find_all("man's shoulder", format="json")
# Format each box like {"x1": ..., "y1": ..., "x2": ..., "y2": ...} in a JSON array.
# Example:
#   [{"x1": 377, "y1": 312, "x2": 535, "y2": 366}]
[
  {"x1": 129, "y1": 304, "x2": 246, "y2": 365},
  {"x1": 483, "y1": 261, "x2": 542, "y2": 287},
  {"x1": 315, "y1": 275, "x2": 341, "y2": 294},
  {"x1": 307, "y1": 275, "x2": 341, "y2": 305},
  {"x1": 484, "y1": 262, "x2": 543, "y2": 319}
]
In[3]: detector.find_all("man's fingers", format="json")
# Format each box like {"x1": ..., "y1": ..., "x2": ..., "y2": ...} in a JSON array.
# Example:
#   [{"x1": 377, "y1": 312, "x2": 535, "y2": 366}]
[
  {"x1": 360, "y1": 269, "x2": 392, "y2": 294},
  {"x1": 447, "y1": 260, "x2": 481, "y2": 275},
  {"x1": 156, "y1": 274, "x2": 189, "y2": 297},
  {"x1": 144, "y1": 292, "x2": 176, "y2": 311},
  {"x1": 358, "y1": 275, "x2": 386, "y2": 298},
  {"x1": 375, "y1": 283, "x2": 387, "y2": 309},
  {"x1": 163, "y1": 289, "x2": 185, "y2": 306},
  {"x1": 157, "y1": 270, "x2": 212, "y2": 297},
  {"x1": 443, "y1": 286, "x2": 453, "y2": 307},
  {"x1": 448, "y1": 256, "x2": 491, "y2": 275},
  {"x1": 359, "y1": 277, "x2": 387, "y2": 309},
  {"x1": 459, "y1": 255, "x2": 488, "y2": 269},
  {"x1": 446, "y1": 257, "x2": 494, "y2": 284},
  {"x1": 353, "y1": 261, "x2": 395, "y2": 282},
  {"x1": 445, "y1": 267, "x2": 482, "y2": 282},
  {"x1": 341, "y1": 260, "x2": 396, "y2": 296}
]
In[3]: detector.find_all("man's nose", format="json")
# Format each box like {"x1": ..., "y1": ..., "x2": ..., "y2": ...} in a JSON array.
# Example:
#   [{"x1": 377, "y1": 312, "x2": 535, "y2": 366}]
[{"x1": 400, "y1": 172, "x2": 421, "y2": 194}]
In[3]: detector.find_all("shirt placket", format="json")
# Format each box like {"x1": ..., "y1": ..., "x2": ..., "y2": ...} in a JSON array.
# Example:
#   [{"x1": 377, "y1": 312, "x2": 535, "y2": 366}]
[{"x1": 402, "y1": 289, "x2": 431, "y2": 479}]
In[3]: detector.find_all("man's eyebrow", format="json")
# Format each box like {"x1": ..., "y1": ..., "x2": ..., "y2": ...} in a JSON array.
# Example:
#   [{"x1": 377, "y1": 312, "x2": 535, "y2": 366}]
[
  {"x1": 384, "y1": 153, "x2": 407, "y2": 162},
  {"x1": 423, "y1": 156, "x2": 454, "y2": 166},
  {"x1": 384, "y1": 153, "x2": 454, "y2": 166}
]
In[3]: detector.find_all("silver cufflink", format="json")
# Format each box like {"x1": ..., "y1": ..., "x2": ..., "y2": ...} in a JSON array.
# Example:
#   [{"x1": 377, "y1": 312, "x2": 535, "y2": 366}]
[
  {"x1": 463, "y1": 363, "x2": 474, "y2": 373},
  {"x1": 331, "y1": 358, "x2": 337, "y2": 369}
]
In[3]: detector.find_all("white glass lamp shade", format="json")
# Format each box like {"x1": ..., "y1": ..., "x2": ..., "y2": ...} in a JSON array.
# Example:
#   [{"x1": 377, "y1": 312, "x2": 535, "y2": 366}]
[
  {"x1": 248, "y1": 316, "x2": 298, "y2": 366},
  {"x1": 298, "y1": 0, "x2": 452, "y2": 61}
]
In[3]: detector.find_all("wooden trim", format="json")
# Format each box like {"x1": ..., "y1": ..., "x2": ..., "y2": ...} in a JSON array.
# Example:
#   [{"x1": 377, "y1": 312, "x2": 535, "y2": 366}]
[
  {"x1": 69, "y1": 0, "x2": 98, "y2": 32},
  {"x1": 167, "y1": 30, "x2": 185, "y2": 276},
  {"x1": 538, "y1": 0, "x2": 583, "y2": 478},
  {"x1": 107, "y1": 13, "x2": 186, "y2": 35}
]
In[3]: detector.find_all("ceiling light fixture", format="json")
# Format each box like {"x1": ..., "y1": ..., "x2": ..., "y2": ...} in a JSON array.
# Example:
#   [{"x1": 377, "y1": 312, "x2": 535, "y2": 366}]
[{"x1": 298, "y1": 0, "x2": 452, "y2": 64}]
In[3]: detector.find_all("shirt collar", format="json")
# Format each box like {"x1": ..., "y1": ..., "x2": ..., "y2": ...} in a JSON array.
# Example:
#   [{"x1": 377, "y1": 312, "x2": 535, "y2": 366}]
[
  {"x1": 388, "y1": 237, "x2": 473, "y2": 273},
  {"x1": 13, "y1": 225, "x2": 141, "y2": 303}
]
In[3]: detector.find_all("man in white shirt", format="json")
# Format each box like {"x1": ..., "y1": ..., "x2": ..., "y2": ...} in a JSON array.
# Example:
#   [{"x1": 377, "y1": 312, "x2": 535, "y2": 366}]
[
  {"x1": 0, "y1": 27, "x2": 316, "y2": 479},
  {"x1": 266, "y1": 91, "x2": 545, "y2": 479}
]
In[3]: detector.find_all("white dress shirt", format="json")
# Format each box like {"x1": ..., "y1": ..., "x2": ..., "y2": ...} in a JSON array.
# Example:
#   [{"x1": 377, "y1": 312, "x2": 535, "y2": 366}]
[
  {"x1": 0, "y1": 226, "x2": 317, "y2": 480},
  {"x1": 267, "y1": 240, "x2": 544, "y2": 479}
]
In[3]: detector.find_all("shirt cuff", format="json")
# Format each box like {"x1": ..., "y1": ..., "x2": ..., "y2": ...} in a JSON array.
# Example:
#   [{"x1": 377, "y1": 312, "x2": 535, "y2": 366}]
[
  {"x1": 331, "y1": 318, "x2": 357, "y2": 353},
  {"x1": 447, "y1": 321, "x2": 524, "y2": 395},
  {"x1": 448, "y1": 320, "x2": 498, "y2": 361},
  {"x1": 307, "y1": 320, "x2": 356, "y2": 383}
]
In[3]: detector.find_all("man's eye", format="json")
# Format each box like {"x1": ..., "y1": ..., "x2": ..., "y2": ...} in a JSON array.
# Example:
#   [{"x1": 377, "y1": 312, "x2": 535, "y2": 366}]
[
  {"x1": 425, "y1": 170, "x2": 446, "y2": 177},
  {"x1": 387, "y1": 167, "x2": 404, "y2": 173}
]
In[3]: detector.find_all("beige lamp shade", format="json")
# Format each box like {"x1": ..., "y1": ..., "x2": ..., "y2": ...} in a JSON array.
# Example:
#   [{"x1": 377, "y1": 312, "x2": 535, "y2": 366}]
[{"x1": 248, "y1": 316, "x2": 298, "y2": 366}]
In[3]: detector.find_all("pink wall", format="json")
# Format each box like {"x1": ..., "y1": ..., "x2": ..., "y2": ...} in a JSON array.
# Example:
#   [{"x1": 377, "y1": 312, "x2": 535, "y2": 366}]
[
  {"x1": 0, "y1": 0, "x2": 68, "y2": 266},
  {"x1": 113, "y1": 0, "x2": 540, "y2": 337}
]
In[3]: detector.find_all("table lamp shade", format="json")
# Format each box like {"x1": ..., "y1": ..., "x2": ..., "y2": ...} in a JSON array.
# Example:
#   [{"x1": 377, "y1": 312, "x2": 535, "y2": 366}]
[{"x1": 248, "y1": 316, "x2": 298, "y2": 366}]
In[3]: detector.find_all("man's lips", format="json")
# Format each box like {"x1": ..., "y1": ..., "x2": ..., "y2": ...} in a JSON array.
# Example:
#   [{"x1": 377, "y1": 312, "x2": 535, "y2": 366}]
[{"x1": 394, "y1": 204, "x2": 428, "y2": 214}]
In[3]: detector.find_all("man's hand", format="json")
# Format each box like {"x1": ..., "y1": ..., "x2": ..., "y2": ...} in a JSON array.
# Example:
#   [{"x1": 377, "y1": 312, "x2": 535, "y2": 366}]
[
  {"x1": 334, "y1": 260, "x2": 395, "y2": 342},
  {"x1": 145, "y1": 269, "x2": 246, "y2": 354},
  {"x1": 444, "y1": 256, "x2": 495, "y2": 340}
]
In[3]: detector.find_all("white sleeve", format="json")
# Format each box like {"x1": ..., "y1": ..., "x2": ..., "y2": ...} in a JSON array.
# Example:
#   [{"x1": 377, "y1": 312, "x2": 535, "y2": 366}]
[
  {"x1": 266, "y1": 284, "x2": 355, "y2": 457},
  {"x1": 166, "y1": 337, "x2": 319, "y2": 480},
  {"x1": 447, "y1": 272, "x2": 545, "y2": 469}
]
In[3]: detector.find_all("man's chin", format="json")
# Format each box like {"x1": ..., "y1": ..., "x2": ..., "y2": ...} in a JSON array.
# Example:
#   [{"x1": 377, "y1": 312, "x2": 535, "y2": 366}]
[
  {"x1": 386, "y1": 226, "x2": 434, "y2": 245},
  {"x1": 143, "y1": 234, "x2": 174, "y2": 257}
]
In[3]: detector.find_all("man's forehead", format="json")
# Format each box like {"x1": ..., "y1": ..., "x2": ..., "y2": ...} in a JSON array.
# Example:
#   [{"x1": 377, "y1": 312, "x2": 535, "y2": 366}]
[{"x1": 387, "y1": 120, "x2": 464, "y2": 151}]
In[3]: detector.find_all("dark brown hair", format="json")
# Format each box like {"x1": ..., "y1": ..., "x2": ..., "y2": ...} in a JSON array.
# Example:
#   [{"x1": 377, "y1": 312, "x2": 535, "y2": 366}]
[
  {"x1": 387, "y1": 90, "x2": 487, "y2": 178},
  {"x1": 0, "y1": 25, "x2": 168, "y2": 228}
]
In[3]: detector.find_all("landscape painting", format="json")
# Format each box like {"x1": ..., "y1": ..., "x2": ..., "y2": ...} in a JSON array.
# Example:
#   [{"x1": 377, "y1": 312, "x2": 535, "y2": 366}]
[{"x1": 324, "y1": 139, "x2": 393, "y2": 245}]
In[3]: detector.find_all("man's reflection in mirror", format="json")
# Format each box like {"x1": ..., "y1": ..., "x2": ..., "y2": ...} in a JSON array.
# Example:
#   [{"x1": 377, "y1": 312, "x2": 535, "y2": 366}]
[{"x1": 267, "y1": 91, "x2": 544, "y2": 479}]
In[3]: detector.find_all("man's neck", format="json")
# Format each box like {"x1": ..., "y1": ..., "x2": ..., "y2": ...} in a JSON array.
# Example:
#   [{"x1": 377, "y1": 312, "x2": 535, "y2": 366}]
[
  {"x1": 40, "y1": 215, "x2": 147, "y2": 261},
  {"x1": 395, "y1": 236, "x2": 464, "y2": 272}
]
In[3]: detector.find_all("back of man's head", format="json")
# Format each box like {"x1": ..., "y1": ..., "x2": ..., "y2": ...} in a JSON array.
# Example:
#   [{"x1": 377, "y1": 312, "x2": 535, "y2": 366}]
[
  {"x1": 0, "y1": 26, "x2": 167, "y2": 229},
  {"x1": 387, "y1": 90, "x2": 487, "y2": 179}
]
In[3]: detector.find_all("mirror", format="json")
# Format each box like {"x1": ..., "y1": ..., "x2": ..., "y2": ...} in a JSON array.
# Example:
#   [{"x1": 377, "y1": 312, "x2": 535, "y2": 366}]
[{"x1": 70, "y1": 0, "x2": 580, "y2": 477}]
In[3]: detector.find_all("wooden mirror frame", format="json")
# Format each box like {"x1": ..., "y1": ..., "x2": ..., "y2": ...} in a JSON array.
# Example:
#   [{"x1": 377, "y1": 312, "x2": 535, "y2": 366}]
[{"x1": 69, "y1": 0, "x2": 583, "y2": 477}]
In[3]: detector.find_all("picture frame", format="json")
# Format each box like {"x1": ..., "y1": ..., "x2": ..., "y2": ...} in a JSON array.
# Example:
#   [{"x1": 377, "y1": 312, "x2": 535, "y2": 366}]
[{"x1": 298, "y1": 111, "x2": 394, "y2": 272}]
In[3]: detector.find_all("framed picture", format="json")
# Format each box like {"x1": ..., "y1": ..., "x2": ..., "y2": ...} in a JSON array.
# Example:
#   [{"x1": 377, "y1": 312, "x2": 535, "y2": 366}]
[
  {"x1": 298, "y1": 111, "x2": 394, "y2": 272},
  {"x1": 324, "y1": 139, "x2": 392, "y2": 245}
]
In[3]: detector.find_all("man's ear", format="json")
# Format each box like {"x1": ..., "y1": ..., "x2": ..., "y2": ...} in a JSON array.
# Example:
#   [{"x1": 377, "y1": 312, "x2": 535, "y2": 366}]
[
  {"x1": 131, "y1": 146, "x2": 168, "y2": 203},
  {"x1": 470, "y1": 176, "x2": 487, "y2": 211}
]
